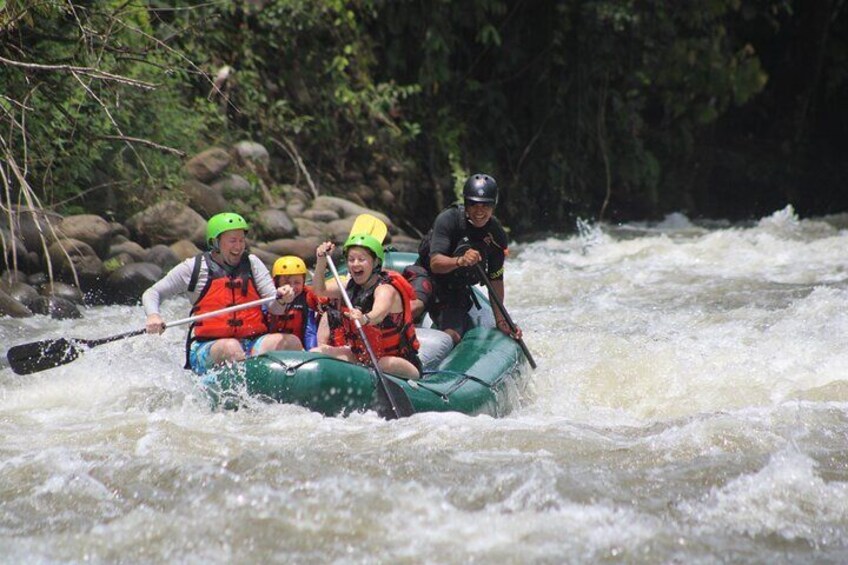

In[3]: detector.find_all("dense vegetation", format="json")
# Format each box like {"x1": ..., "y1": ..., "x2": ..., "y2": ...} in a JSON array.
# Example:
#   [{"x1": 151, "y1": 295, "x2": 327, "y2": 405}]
[{"x1": 1, "y1": 0, "x2": 846, "y2": 236}]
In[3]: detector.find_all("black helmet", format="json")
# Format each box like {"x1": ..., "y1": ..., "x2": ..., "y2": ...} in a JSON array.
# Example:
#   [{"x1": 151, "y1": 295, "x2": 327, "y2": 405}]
[{"x1": 462, "y1": 173, "x2": 498, "y2": 206}]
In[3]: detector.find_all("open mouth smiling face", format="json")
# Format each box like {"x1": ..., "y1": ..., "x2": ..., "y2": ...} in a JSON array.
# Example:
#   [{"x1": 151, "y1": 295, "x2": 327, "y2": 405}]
[
  {"x1": 345, "y1": 247, "x2": 375, "y2": 283},
  {"x1": 217, "y1": 230, "x2": 247, "y2": 266},
  {"x1": 466, "y1": 201, "x2": 494, "y2": 228}
]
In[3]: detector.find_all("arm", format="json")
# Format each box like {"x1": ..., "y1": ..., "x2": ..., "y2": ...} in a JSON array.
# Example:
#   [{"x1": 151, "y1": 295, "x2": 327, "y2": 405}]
[
  {"x1": 347, "y1": 283, "x2": 398, "y2": 326},
  {"x1": 142, "y1": 259, "x2": 194, "y2": 334},
  {"x1": 427, "y1": 208, "x2": 482, "y2": 274},
  {"x1": 312, "y1": 241, "x2": 342, "y2": 299}
]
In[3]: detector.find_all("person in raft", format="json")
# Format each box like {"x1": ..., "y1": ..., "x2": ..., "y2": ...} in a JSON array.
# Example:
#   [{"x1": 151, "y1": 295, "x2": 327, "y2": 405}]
[
  {"x1": 416, "y1": 172, "x2": 522, "y2": 344},
  {"x1": 142, "y1": 212, "x2": 301, "y2": 374},
  {"x1": 310, "y1": 234, "x2": 422, "y2": 380},
  {"x1": 265, "y1": 255, "x2": 319, "y2": 350}
]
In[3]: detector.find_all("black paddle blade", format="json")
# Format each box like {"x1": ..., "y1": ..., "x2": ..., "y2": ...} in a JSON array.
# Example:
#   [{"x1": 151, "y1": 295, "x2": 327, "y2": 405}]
[
  {"x1": 6, "y1": 338, "x2": 81, "y2": 375},
  {"x1": 375, "y1": 375, "x2": 415, "y2": 419}
]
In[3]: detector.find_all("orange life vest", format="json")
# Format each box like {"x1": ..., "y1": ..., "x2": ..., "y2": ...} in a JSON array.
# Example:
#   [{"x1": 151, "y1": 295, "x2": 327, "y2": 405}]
[
  {"x1": 341, "y1": 270, "x2": 420, "y2": 366},
  {"x1": 266, "y1": 287, "x2": 319, "y2": 342},
  {"x1": 189, "y1": 253, "x2": 268, "y2": 340}
]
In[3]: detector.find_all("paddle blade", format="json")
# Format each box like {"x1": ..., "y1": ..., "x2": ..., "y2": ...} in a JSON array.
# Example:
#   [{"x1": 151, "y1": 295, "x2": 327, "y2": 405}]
[
  {"x1": 350, "y1": 213, "x2": 388, "y2": 243},
  {"x1": 6, "y1": 338, "x2": 81, "y2": 375},
  {"x1": 375, "y1": 375, "x2": 416, "y2": 419}
]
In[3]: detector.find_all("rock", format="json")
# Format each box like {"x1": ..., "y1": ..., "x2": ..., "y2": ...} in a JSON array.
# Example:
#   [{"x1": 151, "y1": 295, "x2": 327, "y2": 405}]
[
  {"x1": 254, "y1": 209, "x2": 297, "y2": 240},
  {"x1": 311, "y1": 196, "x2": 392, "y2": 226},
  {"x1": 126, "y1": 201, "x2": 206, "y2": 247},
  {"x1": 105, "y1": 263, "x2": 163, "y2": 305},
  {"x1": 3, "y1": 281, "x2": 40, "y2": 310},
  {"x1": 211, "y1": 173, "x2": 253, "y2": 199},
  {"x1": 233, "y1": 140, "x2": 270, "y2": 167},
  {"x1": 286, "y1": 200, "x2": 308, "y2": 218},
  {"x1": 300, "y1": 208, "x2": 340, "y2": 223},
  {"x1": 293, "y1": 218, "x2": 328, "y2": 239},
  {"x1": 145, "y1": 244, "x2": 181, "y2": 270},
  {"x1": 0, "y1": 287, "x2": 32, "y2": 318},
  {"x1": 184, "y1": 147, "x2": 231, "y2": 183},
  {"x1": 10, "y1": 207, "x2": 62, "y2": 253},
  {"x1": 27, "y1": 272, "x2": 48, "y2": 287},
  {"x1": 45, "y1": 238, "x2": 104, "y2": 288},
  {"x1": 249, "y1": 246, "x2": 277, "y2": 271},
  {"x1": 387, "y1": 234, "x2": 420, "y2": 253},
  {"x1": 354, "y1": 183, "x2": 375, "y2": 202},
  {"x1": 110, "y1": 221, "x2": 131, "y2": 239},
  {"x1": 170, "y1": 239, "x2": 202, "y2": 261},
  {"x1": 1, "y1": 268, "x2": 26, "y2": 284},
  {"x1": 30, "y1": 295, "x2": 82, "y2": 320},
  {"x1": 0, "y1": 227, "x2": 28, "y2": 264},
  {"x1": 108, "y1": 240, "x2": 148, "y2": 262},
  {"x1": 380, "y1": 189, "x2": 396, "y2": 207},
  {"x1": 327, "y1": 217, "x2": 358, "y2": 242},
  {"x1": 59, "y1": 214, "x2": 114, "y2": 258},
  {"x1": 103, "y1": 253, "x2": 135, "y2": 273},
  {"x1": 263, "y1": 238, "x2": 321, "y2": 266},
  {"x1": 182, "y1": 179, "x2": 229, "y2": 218},
  {"x1": 40, "y1": 281, "x2": 85, "y2": 305},
  {"x1": 375, "y1": 175, "x2": 392, "y2": 193}
]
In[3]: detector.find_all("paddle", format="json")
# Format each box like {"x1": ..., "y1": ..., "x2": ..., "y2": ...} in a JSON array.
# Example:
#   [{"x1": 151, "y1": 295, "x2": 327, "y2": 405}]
[
  {"x1": 325, "y1": 254, "x2": 414, "y2": 419},
  {"x1": 474, "y1": 263, "x2": 537, "y2": 369},
  {"x1": 6, "y1": 296, "x2": 278, "y2": 375},
  {"x1": 350, "y1": 213, "x2": 388, "y2": 244}
]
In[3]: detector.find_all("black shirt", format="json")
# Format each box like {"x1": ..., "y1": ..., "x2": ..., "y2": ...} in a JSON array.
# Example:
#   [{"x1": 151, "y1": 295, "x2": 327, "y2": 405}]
[{"x1": 427, "y1": 205, "x2": 508, "y2": 282}]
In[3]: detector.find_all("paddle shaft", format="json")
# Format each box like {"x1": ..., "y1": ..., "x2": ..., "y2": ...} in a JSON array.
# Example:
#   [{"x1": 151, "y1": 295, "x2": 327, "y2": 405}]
[
  {"x1": 475, "y1": 264, "x2": 537, "y2": 369},
  {"x1": 324, "y1": 255, "x2": 411, "y2": 419}
]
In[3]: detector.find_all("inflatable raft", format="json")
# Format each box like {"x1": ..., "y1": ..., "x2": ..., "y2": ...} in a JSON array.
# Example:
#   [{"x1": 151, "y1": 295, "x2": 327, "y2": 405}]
[{"x1": 202, "y1": 252, "x2": 531, "y2": 417}]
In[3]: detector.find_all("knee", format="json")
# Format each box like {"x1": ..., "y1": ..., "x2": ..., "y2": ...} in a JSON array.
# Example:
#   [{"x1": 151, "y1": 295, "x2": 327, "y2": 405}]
[{"x1": 445, "y1": 329, "x2": 461, "y2": 344}]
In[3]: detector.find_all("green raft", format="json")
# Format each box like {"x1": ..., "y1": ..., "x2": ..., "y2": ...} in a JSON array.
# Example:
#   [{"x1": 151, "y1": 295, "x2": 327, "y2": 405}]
[{"x1": 202, "y1": 252, "x2": 531, "y2": 417}]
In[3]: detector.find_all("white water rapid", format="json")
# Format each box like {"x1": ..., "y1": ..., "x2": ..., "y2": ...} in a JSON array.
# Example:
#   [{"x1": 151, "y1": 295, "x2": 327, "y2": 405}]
[{"x1": 2, "y1": 205, "x2": 847, "y2": 563}]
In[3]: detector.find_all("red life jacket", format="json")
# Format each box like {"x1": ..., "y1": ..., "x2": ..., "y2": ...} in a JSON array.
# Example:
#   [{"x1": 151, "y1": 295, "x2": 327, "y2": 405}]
[
  {"x1": 341, "y1": 270, "x2": 420, "y2": 366},
  {"x1": 317, "y1": 298, "x2": 347, "y2": 347},
  {"x1": 266, "y1": 287, "x2": 319, "y2": 342},
  {"x1": 189, "y1": 253, "x2": 268, "y2": 340}
]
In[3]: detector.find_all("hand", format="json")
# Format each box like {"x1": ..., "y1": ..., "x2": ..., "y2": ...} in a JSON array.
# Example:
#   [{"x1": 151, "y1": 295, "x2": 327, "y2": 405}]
[
  {"x1": 276, "y1": 284, "x2": 295, "y2": 304},
  {"x1": 344, "y1": 307, "x2": 366, "y2": 325},
  {"x1": 316, "y1": 241, "x2": 335, "y2": 261},
  {"x1": 457, "y1": 248, "x2": 482, "y2": 268},
  {"x1": 496, "y1": 318, "x2": 522, "y2": 339},
  {"x1": 146, "y1": 313, "x2": 165, "y2": 335}
]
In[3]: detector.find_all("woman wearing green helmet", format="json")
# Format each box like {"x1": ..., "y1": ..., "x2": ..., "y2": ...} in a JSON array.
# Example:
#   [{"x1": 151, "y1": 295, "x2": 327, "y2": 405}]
[
  {"x1": 141, "y1": 212, "x2": 304, "y2": 374},
  {"x1": 310, "y1": 236, "x2": 422, "y2": 380}
]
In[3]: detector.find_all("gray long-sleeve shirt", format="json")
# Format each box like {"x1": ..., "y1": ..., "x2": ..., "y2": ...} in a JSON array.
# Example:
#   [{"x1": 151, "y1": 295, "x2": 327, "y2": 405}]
[{"x1": 142, "y1": 253, "x2": 286, "y2": 317}]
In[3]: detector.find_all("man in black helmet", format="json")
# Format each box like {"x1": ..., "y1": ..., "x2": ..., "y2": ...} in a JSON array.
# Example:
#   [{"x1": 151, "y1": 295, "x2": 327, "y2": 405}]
[{"x1": 417, "y1": 173, "x2": 522, "y2": 344}]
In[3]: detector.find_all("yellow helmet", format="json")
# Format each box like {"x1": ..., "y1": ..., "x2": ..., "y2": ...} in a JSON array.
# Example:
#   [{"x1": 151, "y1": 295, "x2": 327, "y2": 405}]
[{"x1": 273, "y1": 255, "x2": 308, "y2": 277}]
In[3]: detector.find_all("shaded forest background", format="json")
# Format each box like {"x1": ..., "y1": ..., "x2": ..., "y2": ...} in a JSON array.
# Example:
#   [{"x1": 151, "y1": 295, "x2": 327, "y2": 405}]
[{"x1": 1, "y1": 0, "x2": 846, "y2": 238}]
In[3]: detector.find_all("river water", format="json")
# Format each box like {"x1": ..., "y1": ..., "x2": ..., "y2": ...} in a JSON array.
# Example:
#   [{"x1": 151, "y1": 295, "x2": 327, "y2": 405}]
[{"x1": 2, "y1": 205, "x2": 847, "y2": 563}]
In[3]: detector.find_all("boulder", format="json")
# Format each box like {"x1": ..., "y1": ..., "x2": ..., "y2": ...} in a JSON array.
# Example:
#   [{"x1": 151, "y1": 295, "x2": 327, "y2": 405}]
[
  {"x1": 126, "y1": 201, "x2": 206, "y2": 247},
  {"x1": 233, "y1": 140, "x2": 270, "y2": 167},
  {"x1": 182, "y1": 179, "x2": 229, "y2": 219},
  {"x1": 184, "y1": 147, "x2": 231, "y2": 183},
  {"x1": 250, "y1": 246, "x2": 277, "y2": 271},
  {"x1": 146, "y1": 244, "x2": 181, "y2": 270},
  {"x1": 211, "y1": 173, "x2": 253, "y2": 199},
  {"x1": 9, "y1": 207, "x2": 63, "y2": 254},
  {"x1": 30, "y1": 295, "x2": 82, "y2": 320},
  {"x1": 0, "y1": 287, "x2": 32, "y2": 318},
  {"x1": 40, "y1": 281, "x2": 85, "y2": 305},
  {"x1": 45, "y1": 238, "x2": 104, "y2": 288},
  {"x1": 254, "y1": 209, "x2": 297, "y2": 240},
  {"x1": 59, "y1": 214, "x2": 114, "y2": 258},
  {"x1": 170, "y1": 239, "x2": 201, "y2": 261},
  {"x1": 293, "y1": 218, "x2": 328, "y2": 239},
  {"x1": 300, "y1": 208, "x2": 340, "y2": 223},
  {"x1": 105, "y1": 263, "x2": 163, "y2": 305},
  {"x1": 311, "y1": 196, "x2": 393, "y2": 228},
  {"x1": 103, "y1": 253, "x2": 135, "y2": 273},
  {"x1": 3, "y1": 281, "x2": 40, "y2": 310},
  {"x1": 1, "y1": 268, "x2": 26, "y2": 284},
  {"x1": 263, "y1": 238, "x2": 321, "y2": 266},
  {"x1": 108, "y1": 240, "x2": 148, "y2": 263},
  {"x1": 387, "y1": 234, "x2": 420, "y2": 253}
]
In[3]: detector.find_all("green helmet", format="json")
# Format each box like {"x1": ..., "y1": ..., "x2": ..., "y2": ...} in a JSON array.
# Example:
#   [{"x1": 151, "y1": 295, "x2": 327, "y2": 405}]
[
  {"x1": 206, "y1": 212, "x2": 249, "y2": 247},
  {"x1": 343, "y1": 233, "x2": 385, "y2": 263}
]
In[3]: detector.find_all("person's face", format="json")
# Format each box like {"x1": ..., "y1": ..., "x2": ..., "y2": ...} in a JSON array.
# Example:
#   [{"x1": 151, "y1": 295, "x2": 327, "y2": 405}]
[
  {"x1": 275, "y1": 274, "x2": 305, "y2": 295},
  {"x1": 465, "y1": 201, "x2": 495, "y2": 228},
  {"x1": 217, "y1": 230, "x2": 246, "y2": 266},
  {"x1": 346, "y1": 247, "x2": 376, "y2": 284}
]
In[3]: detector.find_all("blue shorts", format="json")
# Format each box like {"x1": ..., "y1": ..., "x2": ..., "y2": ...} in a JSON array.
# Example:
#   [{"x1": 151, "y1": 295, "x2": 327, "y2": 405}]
[{"x1": 189, "y1": 335, "x2": 269, "y2": 375}]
